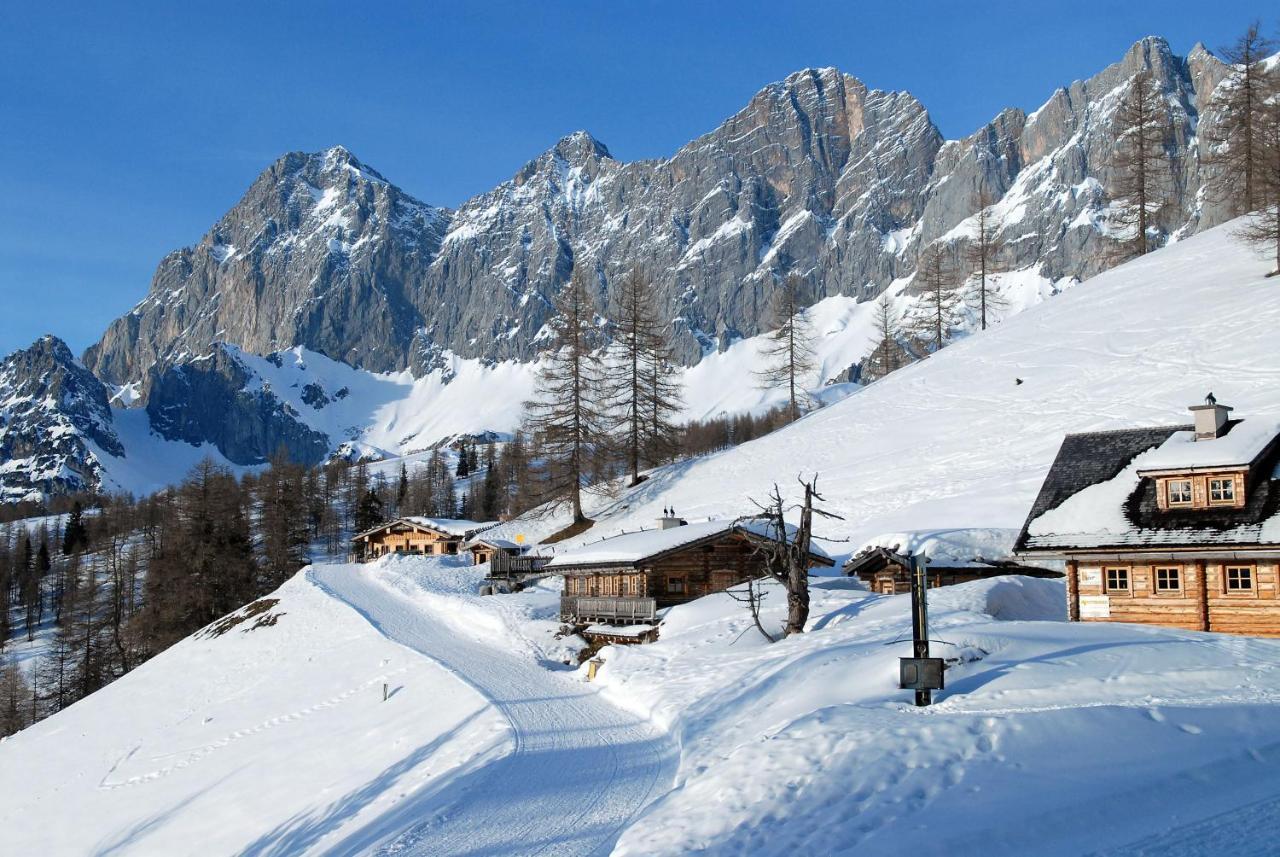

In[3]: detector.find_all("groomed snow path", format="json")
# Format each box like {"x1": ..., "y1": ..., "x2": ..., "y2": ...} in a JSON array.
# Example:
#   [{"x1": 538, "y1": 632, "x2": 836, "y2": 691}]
[{"x1": 309, "y1": 564, "x2": 678, "y2": 857}]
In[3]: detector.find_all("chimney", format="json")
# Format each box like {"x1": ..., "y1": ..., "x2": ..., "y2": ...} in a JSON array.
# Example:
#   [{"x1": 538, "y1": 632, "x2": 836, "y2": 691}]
[
  {"x1": 657, "y1": 507, "x2": 686, "y2": 530},
  {"x1": 1189, "y1": 393, "x2": 1232, "y2": 440}
]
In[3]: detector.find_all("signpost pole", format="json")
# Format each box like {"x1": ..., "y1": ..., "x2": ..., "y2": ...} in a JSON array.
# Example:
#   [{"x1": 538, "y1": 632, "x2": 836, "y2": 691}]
[{"x1": 909, "y1": 553, "x2": 931, "y2": 707}]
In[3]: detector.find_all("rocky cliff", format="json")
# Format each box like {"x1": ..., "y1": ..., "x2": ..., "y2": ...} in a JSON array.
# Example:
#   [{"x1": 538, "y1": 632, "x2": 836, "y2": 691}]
[
  {"x1": 0, "y1": 336, "x2": 123, "y2": 501},
  {"x1": 83, "y1": 37, "x2": 1236, "y2": 384}
]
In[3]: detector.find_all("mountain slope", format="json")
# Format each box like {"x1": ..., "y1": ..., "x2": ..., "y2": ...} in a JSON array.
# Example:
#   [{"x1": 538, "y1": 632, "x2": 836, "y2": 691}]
[
  {"x1": 84, "y1": 37, "x2": 1237, "y2": 385},
  {"x1": 510, "y1": 218, "x2": 1280, "y2": 554}
]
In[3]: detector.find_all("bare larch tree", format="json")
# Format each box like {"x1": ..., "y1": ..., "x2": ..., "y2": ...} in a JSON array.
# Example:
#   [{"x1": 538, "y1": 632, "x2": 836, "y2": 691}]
[
  {"x1": 1108, "y1": 70, "x2": 1171, "y2": 259},
  {"x1": 964, "y1": 189, "x2": 1008, "y2": 328},
  {"x1": 862, "y1": 293, "x2": 909, "y2": 383},
  {"x1": 524, "y1": 267, "x2": 607, "y2": 523},
  {"x1": 909, "y1": 245, "x2": 962, "y2": 353},
  {"x1": 755, "y1": 273, "x2": 817, "y2": 422},
  {"x1": 607, "y1": 267, "x2": 683, "y2": 485},
  {"x1": 1234, "y1": 62, "x2": 1280, "y2": 274},
  {"x1": 1207, "y1": 22, "x2": 1277, "y2": 214}
]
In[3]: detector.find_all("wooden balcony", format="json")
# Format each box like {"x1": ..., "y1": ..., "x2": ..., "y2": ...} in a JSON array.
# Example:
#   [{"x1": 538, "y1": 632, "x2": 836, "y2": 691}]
[{"x1": 560, "y1": 595, "x2": 657, "y2": 625}]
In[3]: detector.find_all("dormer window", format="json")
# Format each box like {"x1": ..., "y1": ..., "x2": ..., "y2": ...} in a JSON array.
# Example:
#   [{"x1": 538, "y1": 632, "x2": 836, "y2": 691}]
[
  {"x1": 1209, "y1": 478, "x2": 1235, "y2": 504},
  {"x1": 1166, "y1": 480, "x2": 1192, "y2": 506}
]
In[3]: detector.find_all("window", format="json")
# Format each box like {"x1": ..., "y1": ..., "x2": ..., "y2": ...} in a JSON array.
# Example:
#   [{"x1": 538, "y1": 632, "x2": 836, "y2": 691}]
[
  {"x1": 1210, "y1": 478, "x2": 1236, "y2": 504},
  {"x1": 1166, "y1": 480, "x2": 1192, "y2": 506},
  {"x1": 1225, "y1": 566, "x2": 1254, "y2": 592},
  {"x1": 1154, "y1": 566, "x2": 1182, "y2": 592},
  {"x1": 667, "y1": 576, "x2": 686, "y2": 594},
  {"x1": 1105, "y1": 567, "x2": 1130, "y2": 593}
]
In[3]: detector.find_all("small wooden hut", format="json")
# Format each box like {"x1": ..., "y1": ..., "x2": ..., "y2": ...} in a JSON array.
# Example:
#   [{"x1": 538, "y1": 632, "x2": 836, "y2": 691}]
[
  {"x1": 844, "y1": 546, "x2": 1060, "y2": 594},
  {"x1": 351, "y1": 517, "x2": 497, "y2": 561}
]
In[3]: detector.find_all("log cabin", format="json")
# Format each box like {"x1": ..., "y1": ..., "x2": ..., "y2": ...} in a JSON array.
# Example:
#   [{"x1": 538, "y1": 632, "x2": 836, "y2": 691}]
[
  {"x1": 463, "y1": 535, "x2": 526, "y2": 567},
  {"x1": 845, "y1": 545, "x2": 1060, "y2": 594},
  {"x1": 549, "y1": 514, "x2": 834, "y2": 635},
  {"x1": 1015, "y1": 396, "x2": 1280, "y2": 637},
  {"x1": 351, "y1": 517, "x2": 497, "y2": 561}
]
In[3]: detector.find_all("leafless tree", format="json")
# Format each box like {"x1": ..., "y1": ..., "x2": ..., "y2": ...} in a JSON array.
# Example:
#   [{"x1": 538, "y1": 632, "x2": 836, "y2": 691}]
[
  {"x1": 739, "y1": 474, "x2": 843, "y2": 639},
  {"x1": 524, "y1": 267, "x2": 608, "y2": 523},
  {"x1": 964, "y1": 189, "x2": 1009, "y2": 328},
  {"x1": 1107, "y1": 70, "x2": 1172, "y2": 259},
  {"x1": 909, "y1": 245, "x2": 962, "y2": 353},
  {"x1": 1234, "y1": 72, "x2": 1280, "y2": 274},
  {"x1": 862, "y1": 293, "x2": 910, "y2": 383},
  {"x1": 1207, "y1": 23, "x2": 1277, "y2": 214},
  {"x1": 606, "y1": 267, "x2": 683, "y2": 485},
  {"x1": 755, "y1": 273, "x2": 817, "y2": 422}
]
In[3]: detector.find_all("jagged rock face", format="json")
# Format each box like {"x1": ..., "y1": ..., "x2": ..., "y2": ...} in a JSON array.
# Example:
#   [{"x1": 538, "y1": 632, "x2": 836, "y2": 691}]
[
  {"x1": 87, "y1": 37, "x2": 1236, "y2": 380},
  {"x1": 0, "y1": 336, "x2": 122, "y2": 500},
  {"x1": 145, "y1": 345, "x2": 331, "y2": 467},
  {"x1": 84, "y1": 147, "x2": 449, "y2": 385}
]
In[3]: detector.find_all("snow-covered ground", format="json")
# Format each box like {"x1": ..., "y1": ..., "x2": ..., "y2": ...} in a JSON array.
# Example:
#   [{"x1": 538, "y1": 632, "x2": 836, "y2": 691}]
[{"x1": 4, "y1": 223, "x2": 1279, "y2": 854}]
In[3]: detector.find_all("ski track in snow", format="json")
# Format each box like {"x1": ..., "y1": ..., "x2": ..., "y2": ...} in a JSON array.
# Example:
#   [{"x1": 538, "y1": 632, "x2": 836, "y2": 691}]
[{"x1": 308, "y1": 565, "x2": 678, "y2": 857}]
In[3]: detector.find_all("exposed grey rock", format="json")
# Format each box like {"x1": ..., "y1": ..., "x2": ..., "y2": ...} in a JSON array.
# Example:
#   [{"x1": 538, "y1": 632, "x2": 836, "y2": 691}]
[
  {"x1": 84, "y1": 39, "x2": 1237, "y2": 383},
  {"x1": 0, "y1": 336, "x2": 123, "y2": 500},
  {"x1": 84, "y1": 146, "x2": 449, "y2": 385},
  {"x1": 145, "y1": 345, "x2": 331, "y2": 467}
]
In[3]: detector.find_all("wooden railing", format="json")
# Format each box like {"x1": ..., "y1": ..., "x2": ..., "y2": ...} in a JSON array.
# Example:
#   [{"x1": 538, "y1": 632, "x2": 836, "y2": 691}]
[{"x1": 560, "y1": 595, "x2": 657, "y2": 624}]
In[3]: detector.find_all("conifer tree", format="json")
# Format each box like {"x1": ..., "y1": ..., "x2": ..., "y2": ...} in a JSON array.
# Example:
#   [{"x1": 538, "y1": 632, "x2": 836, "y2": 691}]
[
  {"x1": 1108, "y1": 70, "x2": 1171, "y2": 259},
  {"x1": 909, "y1": 245, "x2": 963, "y2": 353},
  {"x1": 524, "y1": 267, "x2": 607, "y2": 522},
  {"x1": 62, "y1": 501, "x2": 88, "y2": 555},
  {"x1": 607, "y1": 267, "x2": 683, "y2": 484},
  {"x1": 755, "y1": 272, "x2": 817, "y2": 423},
  {"x1": 354, "y1": 489, "x2": 384, "y2": 533},
  {"x1": 862, "y1": 293, "x2": 909, "y2": 383},
  {"x1": 964, "y1": 189, "x2": 1009, "y2": 328},
  {"x1": 1208, "y1": 23, "x2": 1277, "y2": 214},
  {"x1": 1235, "y1": 72, "x2": 1280, "y2": 274}
]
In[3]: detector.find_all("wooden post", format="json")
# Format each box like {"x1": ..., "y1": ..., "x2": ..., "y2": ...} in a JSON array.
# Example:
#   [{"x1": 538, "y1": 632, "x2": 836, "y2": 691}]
[
  {"x1": 1196, "y1": 559, "x2": 1210, "y2": 632},
  {"x1": 910, "y1": 554, "x2": 931, "y2": 707},
  {"x1": 1066, "y1": 560, "x2": 1080, "y2": 622},
  {"x1": 383, "y1": 682, "x2": 388, "y2": 702}
]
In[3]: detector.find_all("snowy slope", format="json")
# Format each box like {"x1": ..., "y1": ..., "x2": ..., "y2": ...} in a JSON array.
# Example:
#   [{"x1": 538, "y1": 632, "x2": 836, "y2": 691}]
[
  {"x1": 546, "y1": 220, "x2": 1280, "y2": 559},
  {"x1": 0, "y1": 572, "x2": 509, "y2": 856}
]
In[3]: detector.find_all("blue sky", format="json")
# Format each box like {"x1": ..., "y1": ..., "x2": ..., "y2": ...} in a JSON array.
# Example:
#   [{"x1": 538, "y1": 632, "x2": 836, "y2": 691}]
[{"x1": 0, "y1": 1, "x2": 1272, "y2": 358}]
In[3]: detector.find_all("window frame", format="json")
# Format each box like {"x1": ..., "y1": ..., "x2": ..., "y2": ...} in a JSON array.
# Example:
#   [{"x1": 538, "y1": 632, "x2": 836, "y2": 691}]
[
  {"x1": 1165, "y1": 479, "x2": 1193, "y2": 507},
  {"x1": 1153, "y1": 565, "x2": 1183, "y2": 595},
  {"x1": 1104, "y1": 566, "x2": 1131, "y2": 595},
  {"x1": 666, "y1": 575, "x2": 686, "y2": 594},
  {"x1": 1208, "y1": 477, "x2": 1236, "y2": 505},
  {"x1": 1224, "y1": 564, "x2": 1255, "y2": 595}
]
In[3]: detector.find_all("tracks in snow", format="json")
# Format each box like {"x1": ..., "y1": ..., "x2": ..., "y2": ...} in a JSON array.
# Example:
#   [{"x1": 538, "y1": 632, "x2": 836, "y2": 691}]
[{"x1": 308, "y1": 565, "x2": 677, "y2": 857}]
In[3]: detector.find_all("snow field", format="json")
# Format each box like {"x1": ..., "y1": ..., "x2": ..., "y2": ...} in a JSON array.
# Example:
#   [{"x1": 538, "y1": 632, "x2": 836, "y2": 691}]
[
  {"x1": 594, "y1": 576, "x2": 1280, "y2": 856},
  {"x1": 0, "y1": 572, "x2": 510, "y2": 856}
]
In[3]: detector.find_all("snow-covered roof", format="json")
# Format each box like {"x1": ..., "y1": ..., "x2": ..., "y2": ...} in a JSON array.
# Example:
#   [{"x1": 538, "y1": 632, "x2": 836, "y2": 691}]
[
  {"x1": 1135, "y1": 419, "x2": 1280, "y2": 473},
  {"x1": 1018, "y1": 420, "x2": 1280, "y2": 553},
  {"x1": 545, "y1": 519, "x2": 831, "y2": 569},
  {"x1": 354, "y1": 517, "x2": 498, "y2": 540},
  {"x1": 462, "y1": 535, "x2": 523, "y2": 551},
  {"x1": 401, "y1": 517, "x2": 498, "y2": 537}
]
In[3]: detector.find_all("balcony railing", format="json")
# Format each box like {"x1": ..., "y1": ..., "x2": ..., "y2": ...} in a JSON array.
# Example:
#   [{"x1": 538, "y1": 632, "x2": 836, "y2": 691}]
[{"x1": 560, "y1": 595, "x2": 657, "y2": 624}]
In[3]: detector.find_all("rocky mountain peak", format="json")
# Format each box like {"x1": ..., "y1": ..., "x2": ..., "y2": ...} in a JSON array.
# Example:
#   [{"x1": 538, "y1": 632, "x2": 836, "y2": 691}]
[{"x1": 0, "y1": 335, "x2": 123, "y2": 500}]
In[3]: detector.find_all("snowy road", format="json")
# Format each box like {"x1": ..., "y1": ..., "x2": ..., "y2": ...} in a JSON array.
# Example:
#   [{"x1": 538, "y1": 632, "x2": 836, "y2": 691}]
[{"x1": 308, "y1": 565, "x2": 678, "y2": 857}]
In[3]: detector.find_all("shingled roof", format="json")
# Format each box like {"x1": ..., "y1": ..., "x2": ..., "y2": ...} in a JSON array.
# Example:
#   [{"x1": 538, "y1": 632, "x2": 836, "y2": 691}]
[{"x1": 1016, "y1": 420, "x2": 1280, "y2": 554}]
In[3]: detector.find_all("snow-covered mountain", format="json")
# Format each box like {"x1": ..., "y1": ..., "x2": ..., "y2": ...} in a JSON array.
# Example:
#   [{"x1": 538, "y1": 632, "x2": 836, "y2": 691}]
[
  {"x1": 86, "y1": 36, "x2": 1234, "y2": 385},
  {"x1": 0, "y1": 35, "x2": 1263, "y2": 499},
  {"x1": 4, "y1": 222, "x2": 1280, "y2": 853}
]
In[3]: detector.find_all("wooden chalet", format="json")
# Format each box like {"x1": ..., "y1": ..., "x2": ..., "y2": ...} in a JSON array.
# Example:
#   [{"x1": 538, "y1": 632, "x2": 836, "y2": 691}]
[
  {"x1": 462, "y1": 535, "x2": 526, "y2": 567},
  {"x1": 549, "y1": 514, "x2": 834, "y2": 633},
  {"x1": 351, "y1": 517, "x2": 497, "y2": 561},
  {"x1": 845, "y1": 545, "x2": 1060, "y2": 594},
  {"x1": 1016, "y1": 396, "x2": 1280, "y2": 637}
]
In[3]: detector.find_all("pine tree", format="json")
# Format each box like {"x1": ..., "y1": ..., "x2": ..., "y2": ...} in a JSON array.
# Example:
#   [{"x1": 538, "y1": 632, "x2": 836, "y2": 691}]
[
  {"x1": 1207, "y1": 23, "x2": 1277, "y2": 214},
  {"x1": 259, "y1": 452, "x2": 309, "y2": 590},
  {"x1": 396, "y1": 462, "x2": 409, "y2": 513},
  {"x1": 455, "y1": 445, "x2": 471, "y2": 478},
  {"x1": 607, "y1": 267, "x2": 684, "y2": 484},
  {"x1": 1107, "y1": 70, "x2": 1171, "y2": 259},
  {"x1": 755, "y1": 273, "x2": 817, "y2": 423},
  {"x1": 1234, "y1": 73, "x2": 1280, "y2": 274},
  {"x1": 19, "y1": 535, "x2": 37, "y2": 642},
  {"x1": 524, "y1": 267, "x2": 607, "y2": 522},
  {"x1": 909, "y1": 246, "x2": 963, "y2": 353},
  {"x1": 478, "y1": 443, "x2": 502, "y2": 520},
  {"x1": 62, "y1": 501, "x2": 88, "y2": 555},
  {"x1": 355, "y1": 489, "x2": 384, "y2": 533},
  {"x1": 964, "y1": 189, "x2": 1009, "y2": 328}
]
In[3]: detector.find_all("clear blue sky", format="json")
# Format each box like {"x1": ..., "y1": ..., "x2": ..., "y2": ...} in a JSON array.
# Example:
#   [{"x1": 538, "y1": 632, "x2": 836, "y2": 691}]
[{"x1": 0, "y1": 1, "x2": 1272, "y2": 358}]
